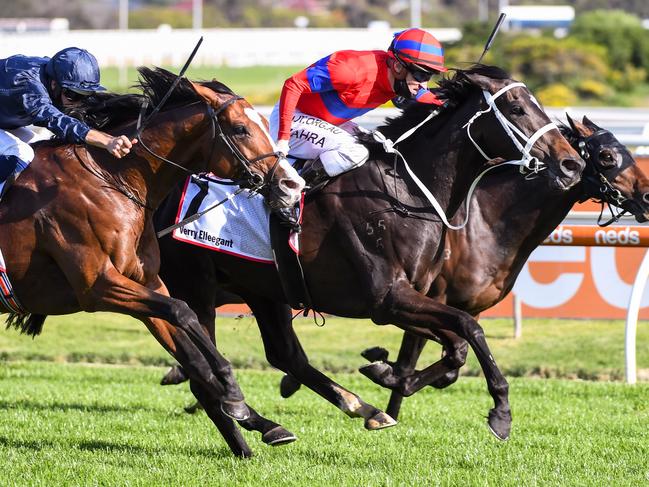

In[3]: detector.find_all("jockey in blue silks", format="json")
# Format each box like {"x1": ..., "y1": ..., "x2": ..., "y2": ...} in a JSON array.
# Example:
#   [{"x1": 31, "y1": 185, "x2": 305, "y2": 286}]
[{"x1": 0, "y1": 47, "x2": 137, "y2": 195}]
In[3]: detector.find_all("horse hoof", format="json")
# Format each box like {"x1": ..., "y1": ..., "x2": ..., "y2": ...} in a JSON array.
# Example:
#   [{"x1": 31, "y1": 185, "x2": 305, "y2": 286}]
[
  {"x1": 221, "y1": 400, "x2": 250, "y2": 421},
  {"x1": 359, "y1": 362, "x2": 398, "y2": 389},
  {"x1": 262, "y1": 426, "x2": 298, "y2": 446},
  {"x1": 184, "y1": 401, "x2": 203, "y2": 414},
  {"x1": 160, "y1": 365, "x2": 188, "y2": 385},
  {"x1": 233, "y1": 448, "x2": 254, "y2": 459},
  {"x1": 279, "y1": 375, "x2": 302, "y2": 398},
  {"x1": 360, "y1": 346, "x2": 390, "y2": 363},
  {"x1": 365, "y1": 411, "x2": 397, "y2": 430},
  {"x1": 487, "y1": 409, "x2": 512, "y2": 441}
]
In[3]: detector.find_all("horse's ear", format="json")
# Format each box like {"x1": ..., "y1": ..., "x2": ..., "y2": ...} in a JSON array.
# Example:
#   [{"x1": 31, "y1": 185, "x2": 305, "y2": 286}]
[
  {"x1": 190, "y1": 80, "x2": 223, "y2": 105},
  {"x1": 464, "y1": 72, "x2": 497, "y2": 91},
  {"x1": 582, "y1": 116, "x2": 602, "y2": 132},
  {"x1": 566, "y1": 113, "x2": 591, "y2": 137}
]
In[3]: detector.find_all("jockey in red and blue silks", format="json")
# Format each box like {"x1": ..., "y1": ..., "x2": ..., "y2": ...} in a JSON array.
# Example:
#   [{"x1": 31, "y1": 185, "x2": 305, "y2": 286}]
[
  {"x1": 269, "y1": 28, "x2": 447, "y2": 188},
  {"x1": 0, "y1": 47, "x2": 136, "y2": 196}
]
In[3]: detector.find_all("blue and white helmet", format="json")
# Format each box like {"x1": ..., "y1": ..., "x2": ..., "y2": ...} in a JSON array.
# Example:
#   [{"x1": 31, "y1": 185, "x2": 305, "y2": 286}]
[{"x1": 45, "y1": 47, "x2": 106, "y2": 94}]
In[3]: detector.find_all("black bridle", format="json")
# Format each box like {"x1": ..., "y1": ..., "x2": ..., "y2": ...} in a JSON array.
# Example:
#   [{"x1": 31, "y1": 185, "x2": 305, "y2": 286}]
[
  {"x1": 134, "y1": 95, "x2": 283, "y2": 192},
  {"x1": 577, "y1": 128, "x2": 643, "y2": 226}
]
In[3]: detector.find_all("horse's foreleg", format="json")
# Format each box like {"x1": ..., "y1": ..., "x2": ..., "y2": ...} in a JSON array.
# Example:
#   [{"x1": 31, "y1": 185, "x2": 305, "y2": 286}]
[
  {"x1": 82, "y1": 268, "x2": 248, "y2": 421},
  {"x1": 187, "y1": 379, "x2": 252, "y2": 458},
  {"x1": 371, "y1": 281, "x2": 511, "y2": 440},
  {"x1": 244, "y1": 294, "x2": 396, "y2": 431}
]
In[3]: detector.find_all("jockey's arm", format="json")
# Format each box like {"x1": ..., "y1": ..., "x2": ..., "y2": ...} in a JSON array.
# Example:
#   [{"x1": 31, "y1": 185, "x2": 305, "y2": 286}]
[
  {"x1": 277, "y1": 56, "x2": 356, "y2": 152},
  {"x1": 84, "y1": 129, "x2": 137, "y2": 159}
]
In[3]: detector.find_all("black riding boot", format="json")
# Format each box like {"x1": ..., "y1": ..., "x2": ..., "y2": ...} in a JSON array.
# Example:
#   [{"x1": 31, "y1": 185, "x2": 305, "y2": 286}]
[
  {"x1": 271, "y1": 205, "x2": 301, "y2": 232},
  {"x1": 300, "y1": 157, "x2": 328, "y2": 188}
]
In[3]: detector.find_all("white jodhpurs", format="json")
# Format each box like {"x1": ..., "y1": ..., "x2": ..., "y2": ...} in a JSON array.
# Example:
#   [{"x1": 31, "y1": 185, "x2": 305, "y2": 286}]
[
  {"x1": 0, "y1": 127, "x2": 39, "y2": 163},
  {"x1": 269, "y1": 104, "x2": 369, "y2": 177}
]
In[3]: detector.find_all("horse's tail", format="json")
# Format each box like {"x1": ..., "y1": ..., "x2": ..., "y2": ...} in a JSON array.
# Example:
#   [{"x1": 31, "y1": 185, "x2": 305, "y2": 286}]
[{"x1": 5, "y1": 313, "x2": 47, "y2": 337}]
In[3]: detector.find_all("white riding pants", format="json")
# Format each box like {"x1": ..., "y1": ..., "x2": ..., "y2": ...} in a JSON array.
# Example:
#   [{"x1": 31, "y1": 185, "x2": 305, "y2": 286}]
[
  {"x1": 269, "y1": 104, "x2": 369, "y2": 177},
  {"x1": 0, "y1": 127, "x2": 37, "y2": 163}
]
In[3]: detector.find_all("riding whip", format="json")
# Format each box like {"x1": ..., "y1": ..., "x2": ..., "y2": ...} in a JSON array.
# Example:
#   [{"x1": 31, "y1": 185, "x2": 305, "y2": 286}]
[
  {"x1": 135, "y1": 36, "x2": 204, "y2": 139},
  {"x1": 477, "y1": 13, "x2": 506, "y2": 64}
]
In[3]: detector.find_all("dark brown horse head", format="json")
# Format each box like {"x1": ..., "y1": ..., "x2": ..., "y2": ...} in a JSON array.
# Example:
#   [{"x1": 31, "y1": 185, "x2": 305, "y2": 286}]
[
  {"x1": 450, "y1": 65, "x2": 585, "y2": 190},
  {"x1": 68, "y1": 67, "x2": 303, "y2": 208},
  {"x1": 190, "y1": 81, "x2": 304, "y2": 207},
  {"x1": 565, "y1": 114, "x2": 649, "y2": 222}
]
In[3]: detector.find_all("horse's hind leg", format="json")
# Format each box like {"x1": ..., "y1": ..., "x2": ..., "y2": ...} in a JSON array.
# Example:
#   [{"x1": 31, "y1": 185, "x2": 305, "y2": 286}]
[
  {"x1": 189, "y1": 380, "x2": 297, "y2": 452},
  {"x1": 371, "y1": 282, "x2": 511, "y2": 440},
  {"x1": 243, "y1": 294, "x2": 396, "y2": 431},
  {"x1": 237, "y1": 406, "x2": 298, "y2": 446},
  {"x1": 379, "y1": 332, "x2": 428, "y2": 420}
]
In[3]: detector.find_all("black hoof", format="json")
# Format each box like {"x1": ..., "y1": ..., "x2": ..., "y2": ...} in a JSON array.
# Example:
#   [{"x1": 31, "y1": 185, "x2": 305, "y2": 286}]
[
  {"x1": 184, "y1": 401, "x2": 203, "y2": 414},
  {"x1": 360, "y1": 346, "x2": 390, "y2": 363},
  {"x1": 358, "y1": 362, "x2": 400, "y2": 389},
  {"x1": 487, "y1": 408, "x2": 512, "y2": 441},
  {"x1": 279, "y1": 374, "x2": 302, "y2": 398},
  {"x1": 221, "y1": 400, "x2": 250, "y2": 421},
  {"x1": 262, "y1": 426, "x2": 298, "y2": 446},
  {"x1": 160, "y1": 365, "x2": 188, "y2": 385},
  {"x1": 233, "y1": 448, "x2": 254, "y2": 459}
]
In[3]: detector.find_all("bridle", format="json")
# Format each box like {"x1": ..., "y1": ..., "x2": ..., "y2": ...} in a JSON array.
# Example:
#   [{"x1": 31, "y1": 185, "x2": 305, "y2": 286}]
[
  {"x1": 463, "y1": 82, "x2": 558, "y2": 178},
  {"x1": 373, "y1": 80, "x2": 564, "y2": 230},
  {"x1": 134, "y1": 94, "x2": 283, "y2": 192},
  {"x1": 576, "y1": 128, "x2": 640, "y2": 226}
]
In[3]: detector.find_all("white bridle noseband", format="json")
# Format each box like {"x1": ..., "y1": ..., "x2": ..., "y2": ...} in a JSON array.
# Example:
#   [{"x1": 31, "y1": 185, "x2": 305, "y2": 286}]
[
  {"x1": 373, "y1": 81, "x2": 560, "y2": 230},
  {"x1": 464, "y1": 82, "x2": 558, "y2": 176}
]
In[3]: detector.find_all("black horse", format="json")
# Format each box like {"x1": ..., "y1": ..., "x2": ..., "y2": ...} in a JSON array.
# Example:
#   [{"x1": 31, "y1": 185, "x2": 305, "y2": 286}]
[
  {"x1": 352, "y1": 115, "x2": 649, "y2": 418},
  {"x1": 155, "y1": 65, "x2": 585, "y2": 455},
  {"x1": 278, "y1": 115, "x2": 649, "y2": 419}
]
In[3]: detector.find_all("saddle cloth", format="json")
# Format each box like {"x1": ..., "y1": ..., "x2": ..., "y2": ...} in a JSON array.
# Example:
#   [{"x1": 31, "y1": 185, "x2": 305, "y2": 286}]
[
  {"x1": 173, "y1": 176, "x2": 298, "y2": 264},
  {"x1": 0, "y1": 248, "x2": 25, "y2": 313}
]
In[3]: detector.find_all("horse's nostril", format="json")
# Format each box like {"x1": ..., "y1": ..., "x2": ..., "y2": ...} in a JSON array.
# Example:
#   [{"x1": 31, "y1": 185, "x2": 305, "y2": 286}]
[
  {"x1": 643, "y1": 193, "x2": 649, "y2": 204},
  {"x1": 560, "y1": 158, "x2": 582, "y2": 176},
  {"x1": 279, "y1": 178, "x2": 304, "y2": 191}
]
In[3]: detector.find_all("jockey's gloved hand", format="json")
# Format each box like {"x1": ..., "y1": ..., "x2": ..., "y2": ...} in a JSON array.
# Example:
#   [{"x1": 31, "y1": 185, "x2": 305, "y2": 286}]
[{"x1": 276, "y1": 139, "x2": 290, "y2": 158}]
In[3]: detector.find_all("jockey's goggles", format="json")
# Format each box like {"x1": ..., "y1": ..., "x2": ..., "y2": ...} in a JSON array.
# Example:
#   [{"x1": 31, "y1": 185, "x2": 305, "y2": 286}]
[
  {"x1": 62, "y1": 88, "x2": 88, "y2": 102},
  {"x1": 407, "y1": 67, "x2": 434, "y2": 83},
  {"x1": 395, "y1": 57, "x2": 435, "y2": 83}
]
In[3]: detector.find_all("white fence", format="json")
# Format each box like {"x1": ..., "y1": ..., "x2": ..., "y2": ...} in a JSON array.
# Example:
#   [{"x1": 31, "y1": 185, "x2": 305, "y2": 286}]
[{"x1": 0, "y1": 27, "x2": 462, "y2": 68}]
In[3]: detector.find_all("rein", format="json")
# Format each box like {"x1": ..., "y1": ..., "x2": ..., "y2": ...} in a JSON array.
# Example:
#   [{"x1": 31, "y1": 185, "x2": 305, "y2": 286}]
[{"x1": 373, "y1": 81, "x2": 556, "y2": 230}]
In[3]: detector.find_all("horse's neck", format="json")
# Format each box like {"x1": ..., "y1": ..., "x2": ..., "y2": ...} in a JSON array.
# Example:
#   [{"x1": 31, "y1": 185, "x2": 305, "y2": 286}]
[
  {"x1": 461, "y1": 175, "x2": 579, "y2": 255},
  {"x1": 121, "y1": 110, "x2": 205, "y2": 209}
]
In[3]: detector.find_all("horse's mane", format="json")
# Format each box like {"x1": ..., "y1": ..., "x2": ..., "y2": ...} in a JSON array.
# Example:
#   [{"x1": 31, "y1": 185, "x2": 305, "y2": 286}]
[
  {"x1": 64, "y1": 67, "x2": 235, "y2": 130},
  {"x1": 359, "y1": 64, "x2": 512, "y2": 152}
]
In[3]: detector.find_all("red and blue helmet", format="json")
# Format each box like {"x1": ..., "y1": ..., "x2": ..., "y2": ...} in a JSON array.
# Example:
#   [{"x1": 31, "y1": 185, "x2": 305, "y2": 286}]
[
  {"x1": 45, "y1": 47, "x2": 106, "y2": 94},
  {"x1": 389, "y1": 28, "x2": 447, "y2": 74}
]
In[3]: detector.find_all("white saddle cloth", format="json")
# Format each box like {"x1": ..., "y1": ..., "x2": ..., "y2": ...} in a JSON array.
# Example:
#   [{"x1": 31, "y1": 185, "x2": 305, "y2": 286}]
[{"x1": 172, "y1": 176, "x2": 275, "y2": 264}]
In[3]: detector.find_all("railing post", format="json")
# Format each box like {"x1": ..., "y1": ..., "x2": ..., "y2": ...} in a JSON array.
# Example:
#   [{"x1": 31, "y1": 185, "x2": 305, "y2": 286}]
[
  {"x1": 625, "y1": 249, "x2": 649, "y2": 384},
  {"x1": 513, "y1": 293, "x2": 522, "y2": 339}
]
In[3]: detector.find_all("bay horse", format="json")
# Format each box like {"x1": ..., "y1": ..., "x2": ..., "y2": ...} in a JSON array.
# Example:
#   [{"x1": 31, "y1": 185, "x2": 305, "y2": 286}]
[
  {"x1": 155, "y1": 64, "x2": 585, "y2": 454},
  {"x1": 351, "y1": 115, "x2": 649, "y2": 419},
  {"x1": 0, "y1": 67, "x2": 304, "y2": 457}
]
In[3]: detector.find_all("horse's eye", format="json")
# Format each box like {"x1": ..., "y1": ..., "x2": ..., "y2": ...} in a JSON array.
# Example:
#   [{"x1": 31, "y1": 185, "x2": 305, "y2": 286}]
[
  {"x1": 599, "y1": 149, "x2": 616, "y2": 165},
  {"x1": 233, "y1": 125, "x2": 248, "y2": 136},
  {"x1": 510, "y1": 105, "x2": 524, "y2": 116}
]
